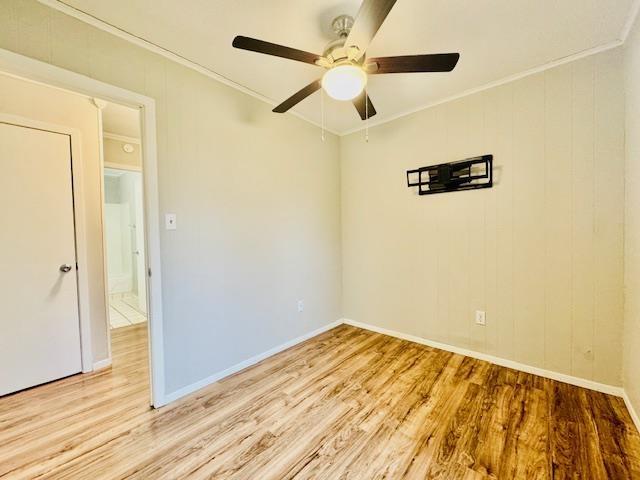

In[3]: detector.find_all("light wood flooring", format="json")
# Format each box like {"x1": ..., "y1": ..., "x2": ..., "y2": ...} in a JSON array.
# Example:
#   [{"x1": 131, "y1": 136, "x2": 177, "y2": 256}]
[{"x1": 1, "y1": 323, "x2": 639, "y2": 479}]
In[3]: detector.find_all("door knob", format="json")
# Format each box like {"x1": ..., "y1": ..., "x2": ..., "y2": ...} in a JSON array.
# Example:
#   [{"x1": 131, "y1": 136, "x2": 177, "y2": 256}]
[{"x1": 59, "y1": 264, "x2": 73, "y2": 273}]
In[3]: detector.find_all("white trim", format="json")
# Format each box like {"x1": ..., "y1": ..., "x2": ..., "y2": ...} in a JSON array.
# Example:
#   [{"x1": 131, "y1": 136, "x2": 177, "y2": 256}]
[
  {"x1": 35, "y1": 0, "x2": 340, "y2": 137},
  {"x1": 92, "y1": 358, "x2": 112, "y2": 371},
  {"x1": 621, "y1": 0, "x2": 640, "y2": 43},
  {"x1": 342, "y1": 319, "x2": 624, "y2": 397},
  {"x1": 104, "y1": 161, "x2": 142, "y2": 172},
  {"x1": 94, "y1": 99, "x2": 112, "y2": 369},
  {"x1": 161, "y1": 320, "x2": 343, "y2": 406},
  {"x1": 103, "y1": 132, "x2": 141, "y2": 145},
  {"x1": 139, "y1": 99, "x2": 165, "y2": 408},
  {"x1": 0, "y1": 47, "x2": 166, "y2": 408},
  {"x1": 34, "y1": 0, "x2": 637, "y2": 137},
  {"x1": 341, "y1": 41, "x2": 623, "y2": 136},
  {"x1": 622, "y1": 390, "x2": 640, "y2": 433},
  {"x1": 0, "y1": 113, "x2": 94, "y2": 374},
  {"x1": 161, "y1": 316, "x2": 629, "y2": 407}
]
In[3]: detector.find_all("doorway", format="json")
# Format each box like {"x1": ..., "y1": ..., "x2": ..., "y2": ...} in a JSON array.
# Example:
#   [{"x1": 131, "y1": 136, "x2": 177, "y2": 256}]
[
  {"x1": 100, "y1": 103, "x2": 151, "y2": 366},
  {"x1": 104, "y1": 167, "x2": 147, "y2": 328},
  {"x1": 0, "y1": 47, "x2": 165, "y2": 406}
]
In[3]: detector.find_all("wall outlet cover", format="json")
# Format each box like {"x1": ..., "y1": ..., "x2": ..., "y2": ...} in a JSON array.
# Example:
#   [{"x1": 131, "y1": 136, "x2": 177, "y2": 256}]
[
  {"x1": 165, "y1": 213, "x2": 177, "y2": 230},
  {"x1": 297, "y1": 300, "x2": 304, "y2": 313}
]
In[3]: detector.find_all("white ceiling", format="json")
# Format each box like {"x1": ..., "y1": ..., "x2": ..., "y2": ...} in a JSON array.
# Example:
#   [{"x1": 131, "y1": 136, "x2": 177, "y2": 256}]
[
  {"x1": 61, "y1": 0, "x2": 636, "y2": 134},
  {"x1": 102, "y1": 101, "x2": 140, "y2": 138}
]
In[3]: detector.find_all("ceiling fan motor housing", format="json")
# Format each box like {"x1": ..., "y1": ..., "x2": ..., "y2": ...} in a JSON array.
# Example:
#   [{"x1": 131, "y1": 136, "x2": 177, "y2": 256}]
[{"x1": 322, "y1": 16, "x2": 364, "y2": 68}]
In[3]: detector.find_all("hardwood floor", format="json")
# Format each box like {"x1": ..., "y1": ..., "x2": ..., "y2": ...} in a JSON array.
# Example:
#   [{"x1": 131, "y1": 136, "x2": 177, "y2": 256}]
[{"x1": 1, "y1": 323, "x2": 639, "y2": 479}]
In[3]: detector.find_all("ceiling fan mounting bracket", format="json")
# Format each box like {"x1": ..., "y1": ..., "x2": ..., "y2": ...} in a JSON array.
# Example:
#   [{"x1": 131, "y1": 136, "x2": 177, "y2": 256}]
[{"x1": 331, "y1": 15, "x2": 355, "y2": 38}]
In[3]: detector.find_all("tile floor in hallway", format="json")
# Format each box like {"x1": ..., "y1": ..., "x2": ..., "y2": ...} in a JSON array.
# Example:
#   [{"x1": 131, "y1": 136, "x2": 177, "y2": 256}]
[{"x1": 109, "y1": 292, "x2": 146, "y2": 329}]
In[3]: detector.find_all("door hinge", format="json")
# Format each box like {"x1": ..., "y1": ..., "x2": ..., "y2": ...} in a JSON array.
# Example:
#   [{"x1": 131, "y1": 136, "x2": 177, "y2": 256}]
[{"x1": 148, "y1": 268, "x2": 152, "y2": 277}]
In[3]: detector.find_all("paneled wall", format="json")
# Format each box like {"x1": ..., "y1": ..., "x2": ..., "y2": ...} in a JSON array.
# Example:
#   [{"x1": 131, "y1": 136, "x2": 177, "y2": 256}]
[
  {"x1": 341, "y1": 48, "x2": 625, "y2": 386},
  {"x1": 0, "y1": 0, "x2": 342, "y2": 396},
  {"x1": 0, "y1": 0, "x2": 629, "y2": 395}
]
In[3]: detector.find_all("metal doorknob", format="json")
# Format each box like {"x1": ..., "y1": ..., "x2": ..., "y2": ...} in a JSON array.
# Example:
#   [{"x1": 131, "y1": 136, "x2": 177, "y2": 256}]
[{"x1": 59, "y1": 264, "x2": 73, "y2": 273}]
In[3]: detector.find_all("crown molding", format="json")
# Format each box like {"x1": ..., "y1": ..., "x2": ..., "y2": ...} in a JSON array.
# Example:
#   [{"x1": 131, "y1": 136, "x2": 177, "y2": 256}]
[
  {"x1": 344, "y1": 0, "x2": 640, "y2": 136},
  {"x1": 621, "y1": 0, "x2": 640, "y2": 43},
  {"x1": 39, "y1": 0, "x2": 634, "y2": 138},
  {"x1": 341, "y1": 40, "x2": 623, "y2": 136},
  {"x1": 36, "y1": 0, "x2": 340, "y2": 137}
]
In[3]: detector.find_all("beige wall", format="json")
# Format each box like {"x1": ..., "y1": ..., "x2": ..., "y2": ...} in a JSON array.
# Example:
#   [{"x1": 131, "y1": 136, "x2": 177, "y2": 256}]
[
  {"x1": 624, "y1": 16, "x2": 640, "y2": 416},
  {"x1": 103, "y1": 137, "x2": 142, "y2": 170},
  {"x1": 0, "y1": 72, "x2": 109, "y2": 362},
  {"x1": 0, "y1": 0, "x2": 342, "y2": 395},
  {"x1": 341, "y1": 48, "x2": 625, "y2": 386}
]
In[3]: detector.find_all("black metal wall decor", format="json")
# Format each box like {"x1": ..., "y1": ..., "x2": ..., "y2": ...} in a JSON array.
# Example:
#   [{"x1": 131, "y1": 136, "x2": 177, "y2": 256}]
[{"x1": 406, "y1": 154, "x2": 493, "y2": 196}]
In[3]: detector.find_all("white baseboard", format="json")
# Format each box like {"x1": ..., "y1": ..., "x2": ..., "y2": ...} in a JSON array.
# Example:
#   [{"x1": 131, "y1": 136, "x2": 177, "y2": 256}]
[
  {"x1": 622, "y1": 390, "x2": 640, "y2": 433},
  {"x1": 342, "y1": 319, "x2": 624, "y2": 398},
  {"x1": 156, "y1": 317, "x2": 636, "y2": 421},
  {"x1": 160, "y1": 320, "x2": 343, "y2": 406},
  {"x1": 92, "y1": 357, "x2": 112, "y2": 371}
]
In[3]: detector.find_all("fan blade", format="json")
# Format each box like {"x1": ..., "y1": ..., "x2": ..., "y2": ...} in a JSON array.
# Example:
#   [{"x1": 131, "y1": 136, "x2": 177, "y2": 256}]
[
  {"x1": 367, "y1": 53, "x2": 460, "y2": 74},
  {"x1": 273, "y1": 80, "x2": 322, "y2": 113},
  {"x1": 232, "y1": 36, "x2": 321, "y2": 66},
  {"x1": 345, "y1": 0, "x2": 398, "y2": 59},
  {"x1": 353, "y1": 92, "x2": 377, "y2": 120}
]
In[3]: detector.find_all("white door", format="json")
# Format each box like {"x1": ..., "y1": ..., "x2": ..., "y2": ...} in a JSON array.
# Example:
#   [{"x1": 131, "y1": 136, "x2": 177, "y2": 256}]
[
  {"x1": 133, "y1": 173, "x2": 147, "y2": 314},
  {"x1": 0, "y1": 122, "x2": 82, "y2": 396}
]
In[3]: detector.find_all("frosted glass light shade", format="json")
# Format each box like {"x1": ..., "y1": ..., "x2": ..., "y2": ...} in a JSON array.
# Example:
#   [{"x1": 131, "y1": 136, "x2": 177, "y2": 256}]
[{"x1": 321, "y1": 65, "x2": 367, "y2": 101}]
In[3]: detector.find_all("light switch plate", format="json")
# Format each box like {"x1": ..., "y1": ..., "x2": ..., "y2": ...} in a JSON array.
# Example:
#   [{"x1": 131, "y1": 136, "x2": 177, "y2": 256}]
[
  {"x1": 165, "y1": 213, "x2": 177, "y2": 230},
  {"x1": 475, "y1": 310, "x2": 486, "y2": 326}
]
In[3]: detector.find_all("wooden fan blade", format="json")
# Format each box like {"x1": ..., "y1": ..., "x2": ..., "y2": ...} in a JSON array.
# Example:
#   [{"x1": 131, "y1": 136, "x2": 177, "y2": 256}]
[
  {"x1": 273, "y1": 80, "x2": 322, "y2": 113},
  {"x1": 367, "y1": 53, "x2": 460, "y2": 74},
  {"x1": 345, "y1": 0, "x2": 398, "y2": 59},
  {"x1": 353, "y1": 92, "x2": 377, "y2": 120},
  {"x1": 232, "y1": 36, "x2": 321, "y2": 66}
]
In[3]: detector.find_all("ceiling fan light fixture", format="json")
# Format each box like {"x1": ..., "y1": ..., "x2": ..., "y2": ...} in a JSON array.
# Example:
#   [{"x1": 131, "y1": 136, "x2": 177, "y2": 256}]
[{"x1": 321, "y1": 64, "x2": 367, "y2": 101}]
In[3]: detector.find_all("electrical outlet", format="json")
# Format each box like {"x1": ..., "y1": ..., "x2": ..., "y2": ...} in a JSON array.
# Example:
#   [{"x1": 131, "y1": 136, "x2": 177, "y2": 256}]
[
  {"x1": 297, "y1": 300, "x2": 304, "y2": 313},
  {"x1": 475, "y1": 310, "x2": 486, "y2": 326}
]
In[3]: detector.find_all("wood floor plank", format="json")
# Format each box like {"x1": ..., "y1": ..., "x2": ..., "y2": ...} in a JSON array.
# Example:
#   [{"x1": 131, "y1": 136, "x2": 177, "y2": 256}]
[{"x1": 0, "y1": 323, "x2": 639, "y2": 479}]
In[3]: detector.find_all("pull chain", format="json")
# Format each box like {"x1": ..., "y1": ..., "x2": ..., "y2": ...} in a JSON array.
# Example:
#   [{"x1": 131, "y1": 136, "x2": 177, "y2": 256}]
[{"x1": 321, "y1": 87, "x2": 326, "y2": 142}]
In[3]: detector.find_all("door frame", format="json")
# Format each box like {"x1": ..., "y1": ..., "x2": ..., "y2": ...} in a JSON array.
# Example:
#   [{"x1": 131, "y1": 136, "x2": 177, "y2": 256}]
[
  {"x1": 0, "y1": 47, "x2": 166, "y2": 407},
  {"x1": 101, "y1": 164, "x2": 148, "y2": 336},
  {"x1": 0, "y1": 114, "x2": 93, "y2": 375}
]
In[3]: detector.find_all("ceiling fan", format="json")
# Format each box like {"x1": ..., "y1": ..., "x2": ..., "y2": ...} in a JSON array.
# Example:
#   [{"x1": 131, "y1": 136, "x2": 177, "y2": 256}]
[{"x1": 232, "y1": 0, "x2": 460, "y2": 121}]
